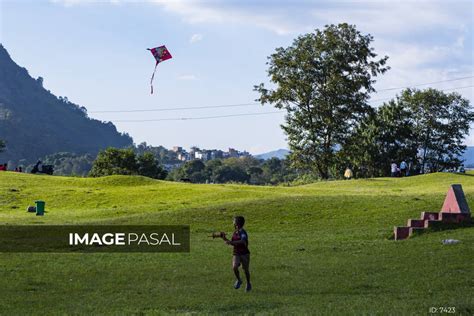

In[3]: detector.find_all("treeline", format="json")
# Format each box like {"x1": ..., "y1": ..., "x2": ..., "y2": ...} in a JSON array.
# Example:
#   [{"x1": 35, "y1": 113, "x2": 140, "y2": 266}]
[
  {"x1": 339, "y1": 88, "x2": 472, "y2": 178},
  {"x1": 85, "y1": 148, "x2": 295, "y2": 184},
  {"x1": 255, "y1": 24, "x2": 473, "y2": 179},
  {"x1": 167, "y1": 156, "x2": 296, "y2": 184},
  {"x1": 9, "y1": 146, "x2": 297, "y2": 184},
  {"x1": 89, "y1": 148, "x2": 167, "y2": 179},
  {"x1": 33, "y1": 152, "x2": 95, "y2": 176}
]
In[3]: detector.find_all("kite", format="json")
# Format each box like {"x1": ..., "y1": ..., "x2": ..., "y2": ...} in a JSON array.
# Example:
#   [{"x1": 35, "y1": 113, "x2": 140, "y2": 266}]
[{"x1": 147, "y1": 45, "x2": 172, "y2": 94}]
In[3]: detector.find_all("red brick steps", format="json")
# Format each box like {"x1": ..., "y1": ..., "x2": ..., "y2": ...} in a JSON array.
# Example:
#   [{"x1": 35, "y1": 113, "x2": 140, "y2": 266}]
[
  {"x1": 424, "y1": 219, "x2": 442, "y2": 229},
  {"x1": 394, "y1": 212, "x2": 472, "y2": 240},
  {"x1": 393, "y1": 184, "x2": 471, "y2": 240},
  {"x1": 421, "y1": 212, "x2": 439, "y2": 221},
  {"x1": 407, "y1": 219, "x2": 424, "y2": 228}
]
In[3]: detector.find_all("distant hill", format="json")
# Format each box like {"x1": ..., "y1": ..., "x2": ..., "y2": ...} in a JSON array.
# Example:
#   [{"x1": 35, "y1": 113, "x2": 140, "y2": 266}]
[
  {"x1": 255, "y1": 149, "x2": 290, "y2": 160},
  {"x1": 0, "y1": 44, "x2": 133, "y2": 166}
]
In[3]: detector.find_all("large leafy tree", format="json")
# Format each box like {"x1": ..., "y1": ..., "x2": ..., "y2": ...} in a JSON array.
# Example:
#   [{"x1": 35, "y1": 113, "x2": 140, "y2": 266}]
[
  {"x1": 255, "y1": 23, "x2": 389, "y2": 179},
  {"x1": 137, "y1": 152, "x2": 167, "y2": 180},
  {"x1": 341, "y1": 100, "x2": 417, "y2": 177},
  {"x1": 399, "y1": 88, "x2": 473, "y2": 172}
]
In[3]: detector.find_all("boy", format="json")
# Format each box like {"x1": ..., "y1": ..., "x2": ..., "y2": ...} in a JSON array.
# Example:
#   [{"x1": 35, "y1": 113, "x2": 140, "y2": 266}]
[{"x1": 223, "y1": 216, "x2": 251, "y2": 292}]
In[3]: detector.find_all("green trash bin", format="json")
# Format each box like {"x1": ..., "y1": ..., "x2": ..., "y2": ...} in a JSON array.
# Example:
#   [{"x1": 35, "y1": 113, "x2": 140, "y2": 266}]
[{"x1": 35, "y1": 200, "x2": 45, "y2": 216}]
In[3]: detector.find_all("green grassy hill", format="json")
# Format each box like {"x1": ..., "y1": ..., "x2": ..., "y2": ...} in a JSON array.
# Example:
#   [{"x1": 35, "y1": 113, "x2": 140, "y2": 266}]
[{"x1": 0, "y1": 172, "x2": 473, "y2": 314}]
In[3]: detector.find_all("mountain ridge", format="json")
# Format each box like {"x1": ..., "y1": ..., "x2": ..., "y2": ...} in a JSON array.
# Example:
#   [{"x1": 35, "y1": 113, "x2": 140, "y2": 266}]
[
  {"x1": 255, "y1": 148, "x2": 290, "y2": 160},
  {"x1": 0, "y1": 44, "x2": 133, "y2": 166}
]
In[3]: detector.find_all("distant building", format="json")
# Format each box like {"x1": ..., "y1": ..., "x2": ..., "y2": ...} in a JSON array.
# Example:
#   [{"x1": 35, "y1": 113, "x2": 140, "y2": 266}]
[
  {"x1": 177, "y1": 152, "x2": 187, "y2": 161},
  {"x1": 170, "y1": 145, "x2": 251, "y2": 163},
  {"x1": 228, "y1": 148, "x2": 239, "y2": 158},
  {"x1": 210, "y1": 150, "x2": 224, "y2": 160},
  {"x1": 240, "y1": 150, "x2": 250, "y2": 157},
  {"x1": 195, "y1": 151, "x2": 204, "y2": 160}
]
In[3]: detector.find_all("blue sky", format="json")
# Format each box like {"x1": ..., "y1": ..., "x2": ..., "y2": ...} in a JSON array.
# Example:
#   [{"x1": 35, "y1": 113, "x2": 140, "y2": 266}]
[{"x1": 1, "y1": 0, "x2": 472, "y2": 153}]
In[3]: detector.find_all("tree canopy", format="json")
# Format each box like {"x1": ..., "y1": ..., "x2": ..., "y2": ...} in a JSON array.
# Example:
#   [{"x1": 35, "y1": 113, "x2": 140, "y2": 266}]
[
  {"x1": 255, "y1": 23, "x2": 389, "y2": 179},
  {"x1": 89, "y1": 148, "x2": 167, "y2": 179},
  {"x1": 167, "y1": 156, "x2": 296, "y2": 184}
]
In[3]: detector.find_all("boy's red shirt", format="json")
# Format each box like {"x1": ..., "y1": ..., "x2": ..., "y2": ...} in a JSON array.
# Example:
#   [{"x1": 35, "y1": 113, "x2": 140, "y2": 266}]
[{"x1": 231, "y1": 228, "x2": 250, "y2": 255}]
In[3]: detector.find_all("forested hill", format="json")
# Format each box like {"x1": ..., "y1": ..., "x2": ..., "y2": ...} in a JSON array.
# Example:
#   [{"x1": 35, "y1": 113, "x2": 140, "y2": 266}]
[{"x1": 0, "y1": 44, "x2": 133, "y2": 165}]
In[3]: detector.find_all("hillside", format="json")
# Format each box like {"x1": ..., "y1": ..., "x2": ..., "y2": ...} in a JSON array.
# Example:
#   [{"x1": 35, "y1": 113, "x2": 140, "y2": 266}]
[
  {"x1": 0, "y1": 44, "x2": 133, "y2": 166},
  {"x1": 255, "y1": 148, "x2": 290, "y2": 160},
  {"x1": 0, "y1": 172, "x2": 473, "y2": 314}
]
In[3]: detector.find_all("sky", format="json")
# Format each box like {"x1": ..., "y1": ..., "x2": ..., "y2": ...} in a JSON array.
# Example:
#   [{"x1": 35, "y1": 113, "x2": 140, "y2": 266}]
[{"x1": 1, "y1": 0, "x2": 473, "y2": 154}]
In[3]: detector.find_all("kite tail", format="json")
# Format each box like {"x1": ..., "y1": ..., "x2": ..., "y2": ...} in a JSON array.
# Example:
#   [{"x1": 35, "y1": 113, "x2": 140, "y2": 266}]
[{"x1": 150, "y1": 62, "x2": 158, "y2": 94}]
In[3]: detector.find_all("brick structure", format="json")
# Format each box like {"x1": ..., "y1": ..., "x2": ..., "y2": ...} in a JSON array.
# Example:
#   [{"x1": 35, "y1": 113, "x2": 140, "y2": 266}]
[
  {"x1": 441, "y1": 184, "x2": 470, "y2": 214},
  {"x1": 394, "y1": 184, "x2": 472, "y2": 240}
]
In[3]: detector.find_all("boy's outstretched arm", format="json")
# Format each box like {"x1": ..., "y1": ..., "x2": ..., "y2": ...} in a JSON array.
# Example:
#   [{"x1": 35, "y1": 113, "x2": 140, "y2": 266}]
[{"x1": 225, "y1": 239, "x2": 246, "y2": 245}]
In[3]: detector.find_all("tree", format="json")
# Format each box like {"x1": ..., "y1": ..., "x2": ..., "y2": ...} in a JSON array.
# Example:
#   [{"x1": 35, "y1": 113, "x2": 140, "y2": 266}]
[
  {"x1": 255, "y1": 23, "x2": 389, "y2": 179},
  {"x1": 261, "y1": 157, "x2": 297, "y2": 184},
  {"x1": 399, "y1": 88, "x2": 473, "y2": 172},
  {"x1": 204, "y1": 159, "x2": 223, "y2": 180},
  {"x1": 137, "y1": 152, "x2": 167, "y2": 180},
  {"x1": 341, "y1": 101, "x2": 417, "y2": 177},
  {"x1": 212, "y1": 165, "x2": 250, "y2": 184},
  {"x1": 40, "y1": 152, "x2": 95, "y2": 176},
  {"x1": 341, "y1": 88, "x2": 473, "y2": 177},
  {"x1": 0, "y1": 139, "x2": 5, "y2": 152},
  {"x1": 168, "y1": 160, "x2": 207, "y2": 183},
  {"x1": 89, "y1": 148, "x2": 138, "y2": 177},
  {"x1": 90, "y1": 148, "x2": 167, "y2": 179}
]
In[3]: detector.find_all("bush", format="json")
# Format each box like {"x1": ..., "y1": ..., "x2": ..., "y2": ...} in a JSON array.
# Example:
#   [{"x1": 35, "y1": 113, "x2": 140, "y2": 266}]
[{"x1": 89, "y1": 148, "x2": 166, "y2": 179}]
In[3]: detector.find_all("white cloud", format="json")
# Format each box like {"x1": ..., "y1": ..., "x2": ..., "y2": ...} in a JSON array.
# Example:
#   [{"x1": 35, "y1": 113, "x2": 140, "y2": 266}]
[
  {"x1": 177, "y1": 74, "x2": 197, "y2": 80},
  {"x1": 311, "y1": 1, "x2": 467, "y2": 36},
  {"x1": 151, "y1": 0, "x2": 310, "y2": 35},
  {"x1": 189, "y1": 33, "x2": 203, "y2": 44},
  {"x1": 50, "y1": 0, "x2": 120, "y2": 7},
  {"x1": 455, "y1": 36, "x2": 465, "y2": 48},
  {"x1": 51, "y1": 0, "x2": 312, "y2": 35},
  {"x1": 50, "y1": 0, "x2": 472, "y2": 39}
]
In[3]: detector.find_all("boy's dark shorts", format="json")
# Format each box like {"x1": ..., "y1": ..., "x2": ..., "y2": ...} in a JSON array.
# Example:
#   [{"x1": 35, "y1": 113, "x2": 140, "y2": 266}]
[{"x1": 232, "y1": 253, "x2": 250, "y2": 269}]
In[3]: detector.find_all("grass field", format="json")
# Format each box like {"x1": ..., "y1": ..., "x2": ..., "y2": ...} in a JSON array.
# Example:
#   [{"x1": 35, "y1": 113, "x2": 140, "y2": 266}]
[{"x1": 0, "y1": 171, "x2": 473, "y2": 315}]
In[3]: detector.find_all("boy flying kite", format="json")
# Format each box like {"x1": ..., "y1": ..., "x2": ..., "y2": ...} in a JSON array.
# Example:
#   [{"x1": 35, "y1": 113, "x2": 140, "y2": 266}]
[{"x1": 222, "y1": 216, "x2": 252, "y2": 292}]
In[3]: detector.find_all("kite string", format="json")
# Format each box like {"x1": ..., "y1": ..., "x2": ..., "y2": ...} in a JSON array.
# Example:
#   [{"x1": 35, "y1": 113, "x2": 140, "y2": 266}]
[{"x1": 150, "y1": 62, "x2": 158, "y2": 94}]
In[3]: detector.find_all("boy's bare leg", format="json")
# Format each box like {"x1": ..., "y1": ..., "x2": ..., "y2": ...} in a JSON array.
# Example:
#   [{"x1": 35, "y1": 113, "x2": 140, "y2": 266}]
[
  {"x1": 242, "y1": 255, "x2": 251, "y2": 291},
  {"x1": 233, "y1": 256, "x2": 243, "y2": 289},
  {"x1": 233, "y1": 265, "x2": 241, "y2": 281},
  {"x1": 243, "y1": 267, "x2": 250, "y2": 284}
]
